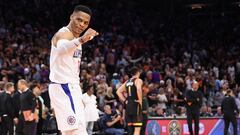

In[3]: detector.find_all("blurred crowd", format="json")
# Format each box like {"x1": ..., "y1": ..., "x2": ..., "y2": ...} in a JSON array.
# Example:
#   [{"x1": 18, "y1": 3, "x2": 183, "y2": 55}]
[{"x1": 1, "y1": 0, "x2": 240, "y2": 134}]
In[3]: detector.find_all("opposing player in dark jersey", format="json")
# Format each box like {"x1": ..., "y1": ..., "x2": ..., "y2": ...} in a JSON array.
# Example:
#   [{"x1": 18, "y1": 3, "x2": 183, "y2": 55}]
[{"x1": 117, "y1": 67, "x2": 143, "y2": 135}]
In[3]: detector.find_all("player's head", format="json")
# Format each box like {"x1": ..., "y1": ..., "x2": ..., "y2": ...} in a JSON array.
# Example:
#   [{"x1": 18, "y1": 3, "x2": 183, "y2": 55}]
[
  {"x1": 70, "y1": 5, "x2": 92, "y2": 35},
  {"x1": 130, "y1": 67, "x2": 141, "y2": 78}
]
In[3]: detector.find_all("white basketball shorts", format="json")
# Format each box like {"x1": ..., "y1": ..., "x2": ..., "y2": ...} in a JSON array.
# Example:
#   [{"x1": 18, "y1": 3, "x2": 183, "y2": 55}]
[{"x1": 49, "y1": 83, "x2": 87, "y2": 133}]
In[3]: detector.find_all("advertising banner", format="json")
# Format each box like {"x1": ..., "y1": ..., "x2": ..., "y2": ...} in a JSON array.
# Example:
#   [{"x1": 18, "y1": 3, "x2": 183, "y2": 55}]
[{"x1": 146, "y1": 118, "x2": 240, "y2": 135}]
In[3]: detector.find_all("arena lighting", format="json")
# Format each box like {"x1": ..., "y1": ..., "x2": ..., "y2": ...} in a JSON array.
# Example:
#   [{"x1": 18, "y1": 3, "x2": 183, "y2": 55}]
[{"x1": 188, "y1": 3, "x2": 206, "y2": 9}]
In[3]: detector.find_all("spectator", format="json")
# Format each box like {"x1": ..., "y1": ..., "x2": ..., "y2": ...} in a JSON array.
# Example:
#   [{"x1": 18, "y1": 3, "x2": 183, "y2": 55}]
[
  {"x1": 148, "y1": 107, "x2": 156, "y2": 116},
  {"x1": 175, "y1": 106, "x2": 186, "y2": 118},
  {"x1": 104, "y1": 87, "x2": 117, "y2": 108},
  {"x1": 214, "y1": 89, "x2": 225, "y2": 107},
  {"x1": 147, "y1": 83, "x2": 159, "y2": 107},
  {"x1": 206, "y1": 106, "x2": 214, "y2": 117},
  {"x1": 200, "y1": 106, "x2": 213, "y2": 117},
  {"x1": 171, "y1": 89, "x2": 185, "y2": 107},
  {"x1": 214, "y1": 107, "x2": 222, "y2": 117},
  {"x1": 200, "y1": 106, "x2": 207, "y2": 117},
  {"x1": 106, "y1": 49, "x2": 116, "y2": 75},
  {"x1": 96, "y1": 68, "x2": 107, "y2": 83},
  {"x1": 82, "y1": 85, "x2": 99, "y2": 135},
  {"x1": 155, "y1": 107, "x2": 165, "y2": 117},
  {"x1": 96, "y1": 85, "x2": 106, "y2": 111},
  {"x1": 0, "y1": 81, "x2": 5, "y2": 92},
  {"x1": 157, "y1": 88, "x2": 168, "y2": 110},
  {"x1": 100, "y1": 105, "x2": 124, "y2": 135},
  {"x1": 111, "y1": 73, "x2": 120, "y2": 88}
]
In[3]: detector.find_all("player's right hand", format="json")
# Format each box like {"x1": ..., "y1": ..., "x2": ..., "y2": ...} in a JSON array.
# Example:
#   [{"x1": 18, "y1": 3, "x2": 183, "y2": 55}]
[{"x1": 80, "y1": 28, "x2": 99, "y2": 44}]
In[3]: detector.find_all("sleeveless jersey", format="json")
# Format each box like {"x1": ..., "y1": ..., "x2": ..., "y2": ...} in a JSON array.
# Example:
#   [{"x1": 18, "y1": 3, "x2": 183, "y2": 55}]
[
  {"x1": 126, "y1": 78, "x2": 138, "y2": 101},
  {"x1": 49, "y1": 27, "x2": 82, "y2": 84},
  {"x1": 125, "y1": 78, "x2": 140, "y2": 115}
]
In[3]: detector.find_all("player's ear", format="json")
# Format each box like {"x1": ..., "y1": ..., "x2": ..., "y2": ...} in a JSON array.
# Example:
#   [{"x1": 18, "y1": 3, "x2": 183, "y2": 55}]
[{"x1": 70, "y1": 14, "x2": 74, "y2": 20}]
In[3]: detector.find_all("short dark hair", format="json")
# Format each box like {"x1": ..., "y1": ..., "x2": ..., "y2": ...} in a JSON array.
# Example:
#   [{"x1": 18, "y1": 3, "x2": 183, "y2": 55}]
[
  {"x1": 29, "y1": 83, "x2": 40, "y2": 91},
  {"x1": 86, "y1": 85, "x2": 93, "y2": 91},
  {"x1": 74, "y1": 5, "x2": 92, "y2": 16},
  {"x1": 130, "y1": 67, "x2": 140, "y2": 76}
]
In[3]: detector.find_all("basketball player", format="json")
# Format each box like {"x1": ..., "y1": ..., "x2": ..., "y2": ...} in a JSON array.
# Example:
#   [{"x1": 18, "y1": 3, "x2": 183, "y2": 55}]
[
  {"x1": 116, "y1": 67, "x2": 143, "y2": 135},
  {"x1": 48, "y1": 5, "x2": 98, "y2": 135}
]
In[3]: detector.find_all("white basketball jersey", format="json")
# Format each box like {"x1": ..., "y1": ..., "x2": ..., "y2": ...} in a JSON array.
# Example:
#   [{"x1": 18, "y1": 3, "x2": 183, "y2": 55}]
[{"x1": 49, "y1": 27, "x2": 82, "y2": 84}]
